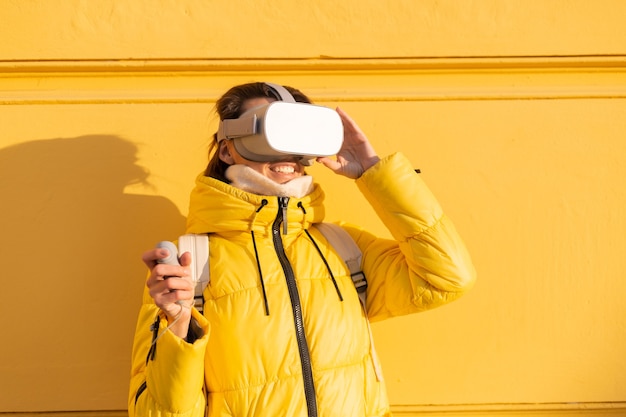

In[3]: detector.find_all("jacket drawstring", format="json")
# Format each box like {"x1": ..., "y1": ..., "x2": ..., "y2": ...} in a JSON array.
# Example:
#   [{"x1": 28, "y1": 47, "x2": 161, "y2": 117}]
[
  {"x1": 251, "y1": 199, "x2": 346, "y2": 315},
  {"x1": 251, "y1": 199, "x2": 270, "y2": 315},
  {"x1": 298, "y1": 202, "x2": 344, "y2": 302}
]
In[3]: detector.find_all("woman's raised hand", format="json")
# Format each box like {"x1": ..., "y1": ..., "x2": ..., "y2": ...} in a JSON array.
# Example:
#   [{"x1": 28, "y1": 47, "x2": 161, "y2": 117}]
[{"x1": 316, "y1": 107, "x2": 380, "y2": 179}]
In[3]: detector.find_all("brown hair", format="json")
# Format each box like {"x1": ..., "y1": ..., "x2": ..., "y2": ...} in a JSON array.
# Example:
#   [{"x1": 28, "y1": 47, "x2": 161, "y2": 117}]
[{"x1": 205, "y1": 82, "x2": 312, "y2": 182}]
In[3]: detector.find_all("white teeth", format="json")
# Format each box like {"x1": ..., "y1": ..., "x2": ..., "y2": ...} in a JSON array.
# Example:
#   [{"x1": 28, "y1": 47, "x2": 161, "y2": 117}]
[{"x1": 272, "y1": 166, "x2": 295, "y2": 174}]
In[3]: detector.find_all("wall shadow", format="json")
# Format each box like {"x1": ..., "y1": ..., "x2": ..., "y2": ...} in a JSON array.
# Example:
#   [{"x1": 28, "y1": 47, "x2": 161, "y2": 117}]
[{"x1": 0, "y1": 135, "x2": 186, "y2": 411}]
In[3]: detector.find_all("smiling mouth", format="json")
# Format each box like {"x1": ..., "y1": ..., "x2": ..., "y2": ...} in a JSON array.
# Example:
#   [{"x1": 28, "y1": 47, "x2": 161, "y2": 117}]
[{"x1": 271, "y1": 165, "x2": 296, "y2": 174}]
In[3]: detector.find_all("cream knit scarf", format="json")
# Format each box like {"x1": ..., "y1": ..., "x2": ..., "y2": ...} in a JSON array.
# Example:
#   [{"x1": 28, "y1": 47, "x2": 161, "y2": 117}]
[{"x1": 225, "y1": 164, "x2": 314, "y2": 198}]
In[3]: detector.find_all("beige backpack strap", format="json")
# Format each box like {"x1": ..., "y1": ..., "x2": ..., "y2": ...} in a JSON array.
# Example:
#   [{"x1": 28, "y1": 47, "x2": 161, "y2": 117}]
[
  {"x1": 178, "y1": 234, "x2": 210, "y2": 314},
  {"x1": 314, "y1": 223, "x2": 367, "y2": 307}
]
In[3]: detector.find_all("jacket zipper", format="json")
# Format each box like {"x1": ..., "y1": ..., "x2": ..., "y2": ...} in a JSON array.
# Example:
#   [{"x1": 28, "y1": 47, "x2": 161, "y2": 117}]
[{"x1": 273, "y1": 196, "x2": 317, "y2": 417}]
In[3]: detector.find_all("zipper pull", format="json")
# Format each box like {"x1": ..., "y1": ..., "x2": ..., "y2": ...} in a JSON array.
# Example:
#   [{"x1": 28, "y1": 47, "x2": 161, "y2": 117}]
[{"x1": 278, "y1": 197, "x2": 289, "y2": 235}]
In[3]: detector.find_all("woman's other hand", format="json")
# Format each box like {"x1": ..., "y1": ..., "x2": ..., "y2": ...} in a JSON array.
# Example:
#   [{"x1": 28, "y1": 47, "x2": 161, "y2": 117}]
[{"x1": 142, "y1": 248, "x2": 194, "y2": 338}]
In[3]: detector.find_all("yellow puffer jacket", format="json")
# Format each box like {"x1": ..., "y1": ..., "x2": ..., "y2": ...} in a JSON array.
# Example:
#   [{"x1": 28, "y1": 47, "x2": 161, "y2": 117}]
[{"x1": 129, "y1": 152, "x2": 476, "y2": 417}]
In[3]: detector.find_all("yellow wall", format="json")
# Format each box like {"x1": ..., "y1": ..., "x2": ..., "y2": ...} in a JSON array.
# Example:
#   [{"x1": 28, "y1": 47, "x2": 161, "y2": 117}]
[{"x1": 1, "y1": 1, "x2": 625, "y2": 415}]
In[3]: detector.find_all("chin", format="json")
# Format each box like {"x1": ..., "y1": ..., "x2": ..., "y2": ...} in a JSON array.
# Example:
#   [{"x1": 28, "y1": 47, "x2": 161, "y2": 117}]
[
  {"x1": 273, "y1": 177, "x2": 296, "y2": 184},
  {"x1": 269, "y1": 173, "x2": 301, "y2": 184}
]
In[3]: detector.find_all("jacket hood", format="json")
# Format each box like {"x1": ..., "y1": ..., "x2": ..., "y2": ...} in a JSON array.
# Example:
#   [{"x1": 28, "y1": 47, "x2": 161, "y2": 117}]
[{"x1": 185, "y1": 173, "x2": 326, "y2": 237}]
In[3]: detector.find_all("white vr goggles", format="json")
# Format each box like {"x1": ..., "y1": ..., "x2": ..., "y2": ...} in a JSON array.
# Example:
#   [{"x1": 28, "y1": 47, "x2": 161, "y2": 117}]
[{"x1": 216, "y1": 83, "x2": 343, "y2": 166}]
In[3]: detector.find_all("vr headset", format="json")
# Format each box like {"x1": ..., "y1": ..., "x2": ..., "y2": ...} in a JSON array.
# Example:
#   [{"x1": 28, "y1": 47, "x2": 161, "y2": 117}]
[{"x1": 216, "y1": 83, "x2": 343, "y2": 166}]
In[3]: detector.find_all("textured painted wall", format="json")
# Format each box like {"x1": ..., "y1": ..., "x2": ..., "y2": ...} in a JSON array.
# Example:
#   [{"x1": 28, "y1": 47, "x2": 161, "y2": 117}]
[
  {"x1": 1, "y1": 1, "x2": 625, "y2": 415},
  {"x1": 2, "y1": 0, "x2": 626, "y2": 60}
]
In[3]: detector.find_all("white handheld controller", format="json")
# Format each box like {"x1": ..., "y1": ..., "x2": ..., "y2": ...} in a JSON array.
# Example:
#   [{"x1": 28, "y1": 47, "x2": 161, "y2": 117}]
[{"x1": 155, "y1": 241, "x2": 180, "y2": 266}]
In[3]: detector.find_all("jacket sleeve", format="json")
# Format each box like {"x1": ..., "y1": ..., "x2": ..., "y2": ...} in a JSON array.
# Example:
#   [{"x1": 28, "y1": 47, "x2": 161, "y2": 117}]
[
  {"x1": 128, "y1": 286, "x2": 210, "y2": 416},
  {"x1": 347, "y1": 152, "x2": 476, "y2": 322}
]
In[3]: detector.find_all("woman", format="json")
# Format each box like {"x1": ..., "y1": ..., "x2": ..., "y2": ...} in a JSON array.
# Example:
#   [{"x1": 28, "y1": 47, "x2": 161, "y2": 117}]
[{"x1": 129, "y1": 82, "x2": 476, "y2": 417}]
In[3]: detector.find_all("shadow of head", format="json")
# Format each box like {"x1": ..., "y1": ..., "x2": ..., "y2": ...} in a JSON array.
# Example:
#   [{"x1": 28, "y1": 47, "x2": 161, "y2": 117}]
[{"x1": 0, "y1": 134, "x2": 186, "y2": 244}]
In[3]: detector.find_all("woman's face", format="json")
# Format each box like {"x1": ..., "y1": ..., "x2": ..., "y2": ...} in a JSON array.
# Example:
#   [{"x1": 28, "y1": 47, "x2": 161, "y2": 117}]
[{"x1": 218, "y1": 97, "x2": 306, "y2": 184}]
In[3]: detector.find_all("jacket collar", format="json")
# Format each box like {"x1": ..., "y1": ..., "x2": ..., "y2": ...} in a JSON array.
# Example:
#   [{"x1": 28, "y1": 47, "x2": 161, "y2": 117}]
[{"x1": 185, "y1": 172, "x2": 326, "y2": 237}]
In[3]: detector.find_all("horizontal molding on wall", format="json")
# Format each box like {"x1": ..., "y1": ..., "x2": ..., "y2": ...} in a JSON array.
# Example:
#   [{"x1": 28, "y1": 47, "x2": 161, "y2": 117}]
[
  {"x1": 1, "y1": 56, "x2": 626, "y2": 105},
  {"x1": 2, "y1": 403, "x2": 625, "y2": 417},
  {"x1": 3, "y1": 55, "x2": 626, "y2": 71}
]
